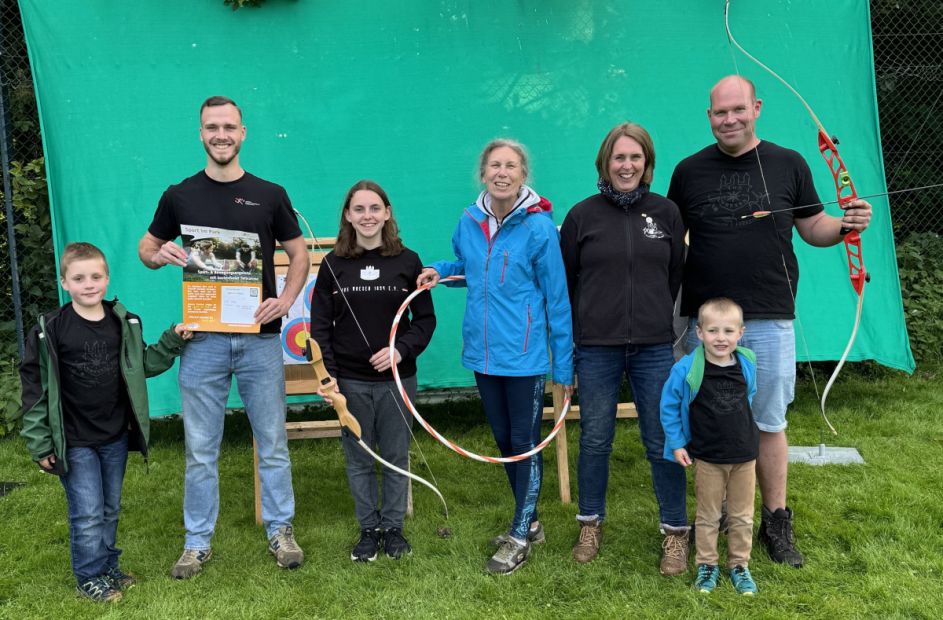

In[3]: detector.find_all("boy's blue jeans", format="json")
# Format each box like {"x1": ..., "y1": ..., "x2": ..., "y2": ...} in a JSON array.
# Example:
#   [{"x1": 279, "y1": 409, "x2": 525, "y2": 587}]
[
  {"x1": 178, "y1": 332, "x2": 294, "y2": 548},
  {"x1": 574, "y1": 343, "x2": 687, "y2": 527},
  {"x1": 60, "y1": 432, "x2": 129, "y2": 584}
]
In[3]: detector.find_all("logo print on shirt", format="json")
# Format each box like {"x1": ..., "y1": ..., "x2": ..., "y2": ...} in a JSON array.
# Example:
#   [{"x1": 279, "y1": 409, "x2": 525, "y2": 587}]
[
  {"x1": 234, "y1": 197, "x2": 261, "y2": 206},
  {"x1": 641, "y1": 214, "x2": 666, "y2": 239},
  {"x1": 713, "y1": 379, "x2": 743, "y2": 415},
  {"x1": 71, "y1": 340, "x2": 117, "y2": 387},
  {"x1": 360, "y1": 265, "x2": 380, "y2": 281}
]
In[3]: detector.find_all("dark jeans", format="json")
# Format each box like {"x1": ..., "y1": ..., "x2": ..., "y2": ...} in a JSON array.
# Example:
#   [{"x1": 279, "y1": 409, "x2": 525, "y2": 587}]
[
  {"x1": 339, "y1": 375, "x2": 416, "y2": 531},
  {"x1": 475, "y1": 372, "x2": 545, "y2": 541},
  {"x1": 60, "y1": 432, "x2": 129, "y2": 584},
  {"x1": 575, "y1": 343, "x2": 687, "y2": 527}
]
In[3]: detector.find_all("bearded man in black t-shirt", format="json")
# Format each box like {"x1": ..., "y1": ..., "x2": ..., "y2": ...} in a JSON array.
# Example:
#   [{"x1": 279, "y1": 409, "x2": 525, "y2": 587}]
[
  {"x1": 667, "y1": 75, "x2": 872, "y2": 568},
  {"x1": 138, "y1": 96, "x2": 309, "y2": 579}
]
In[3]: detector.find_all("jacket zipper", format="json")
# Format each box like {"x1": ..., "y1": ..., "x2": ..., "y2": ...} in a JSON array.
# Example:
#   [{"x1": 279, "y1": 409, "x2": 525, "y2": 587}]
[
  {"x1": 625, "y1": 209, "x2": 633, "y2": 342},
  {"x1": 523, "y1": 304, "x2": 531, "y2": 353},
  {"x1": 500, "y1": 250, "x2": 508, "y2": 284}
]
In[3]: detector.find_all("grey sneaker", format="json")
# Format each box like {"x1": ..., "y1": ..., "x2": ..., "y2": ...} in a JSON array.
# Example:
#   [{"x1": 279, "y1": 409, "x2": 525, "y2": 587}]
[
  {"x1": 490, "y1": 521, "x2": 545, "y2": 547},
  {"x1": 170, "y1": 548, "x2": 212, "y2": 580},
  {"x1": 486, "y1": 538, "x2": 531, "y2": 575},
  {"x1": 572, "y1": 519, "x2": 602, "y2": 564},
  {"x1": 76, "y1": 576, "x2": 122, "y2": 603},
  {"x1": 269, "y1": 526, "x2": 304, "y2": 569},
  {"x1": 103, "y1": 565, "x2": 136, "y2": 590}
]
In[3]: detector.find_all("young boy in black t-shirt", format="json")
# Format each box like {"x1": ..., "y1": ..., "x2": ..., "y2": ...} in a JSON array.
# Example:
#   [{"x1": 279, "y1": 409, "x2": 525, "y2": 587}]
[
  {"x1": 19, "y1": 242, "x2": 191, "y2": 603},
  {"x1": 660, "y1": 298, "x2": 759, "y2": 596}
]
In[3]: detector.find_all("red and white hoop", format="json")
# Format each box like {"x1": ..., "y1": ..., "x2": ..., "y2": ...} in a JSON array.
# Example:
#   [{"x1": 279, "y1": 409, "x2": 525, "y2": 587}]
[{"x1": 389, "y1": 275, "x2": 572, "y2": 464}]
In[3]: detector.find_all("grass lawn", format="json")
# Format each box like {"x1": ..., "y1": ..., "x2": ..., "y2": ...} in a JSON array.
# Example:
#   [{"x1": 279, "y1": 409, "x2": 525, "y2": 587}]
[{"x1": 1, "y1": 364, "x2": 942, "y2": 619}]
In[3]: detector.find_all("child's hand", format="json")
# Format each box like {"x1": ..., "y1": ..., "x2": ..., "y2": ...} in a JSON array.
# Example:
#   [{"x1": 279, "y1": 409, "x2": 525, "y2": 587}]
[
  {"x1": 174, "y1": 323, "x2": 193, "y2": 340},
  {"x1": 37, "y1": 455, "x2": 55, "y2": 471},
  {"x1": 673, "y1": 448, "x2": 692, "y2": 467}
]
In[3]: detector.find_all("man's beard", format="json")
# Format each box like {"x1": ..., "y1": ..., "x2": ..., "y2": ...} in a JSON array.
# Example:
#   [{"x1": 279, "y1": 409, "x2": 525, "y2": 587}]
[{"x1": 204, "y1": 140, "x2": 241, "y2": 166}]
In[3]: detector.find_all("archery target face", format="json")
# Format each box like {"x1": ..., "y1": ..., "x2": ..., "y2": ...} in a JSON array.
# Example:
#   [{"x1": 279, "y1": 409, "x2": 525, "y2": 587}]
[
  {"x1": 278, "y1": 273, "x2": 317, "y2": 364},
  {"x1": 281, "y1": 317, "x2": 312, "y2": 362}
]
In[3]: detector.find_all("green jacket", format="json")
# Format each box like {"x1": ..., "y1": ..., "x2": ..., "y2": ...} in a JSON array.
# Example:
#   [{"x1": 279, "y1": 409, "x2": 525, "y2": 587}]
[{"x1": 19, "y1": 299, "x2": 186, "y2": 473}]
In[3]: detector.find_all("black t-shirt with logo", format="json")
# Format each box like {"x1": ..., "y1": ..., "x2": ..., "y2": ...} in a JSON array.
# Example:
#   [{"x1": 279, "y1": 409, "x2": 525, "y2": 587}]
[
  {"x1": 667, "y1": 141, "x2": 823, "y2": 319},
  {"x1": 687, "y1": 357, "x2": 758, "y2": 464},
  {"x1": 148, "y1": 171, "x2": 303, "y2": 333},
  {"x1": 57, "y1": 305, "x2": 130, "y2": 447}
]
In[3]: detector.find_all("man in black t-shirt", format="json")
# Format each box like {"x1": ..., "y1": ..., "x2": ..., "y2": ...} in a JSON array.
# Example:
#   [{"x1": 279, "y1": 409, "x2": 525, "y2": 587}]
[
  {"x1": 667, "y1": 76, "x2": 872, "y2": 568},
  {"x1": 138, "y1": 96, "x2": 309, "y2": 579}
]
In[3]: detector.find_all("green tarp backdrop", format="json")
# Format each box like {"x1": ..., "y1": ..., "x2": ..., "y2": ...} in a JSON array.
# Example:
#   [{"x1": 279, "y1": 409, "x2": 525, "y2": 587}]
[{"x1": 19, "y1": 1, "x2": 914, "y2": 416}]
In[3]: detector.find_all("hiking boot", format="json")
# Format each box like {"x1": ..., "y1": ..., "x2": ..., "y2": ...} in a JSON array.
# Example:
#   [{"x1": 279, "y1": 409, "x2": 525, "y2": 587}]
[
  {"x1": 268, "y1": 526, "x2": 304, "y2": 569},
  {"x1": 572, "y1": 519, "x2": 602, "y2": 564},
  {"x1": 490, "y1": 521, "x2": 545, "y2": 547},
  {"x1": 759, "y1": 506, "x2": 804, "y2": 568},
  {"x1": 103, "y1": 566, "x2": 136, "y2": 590},
  {"x1": 170, "y1": 548, "x2": 212, "y2": 579},
  {"x1": 660, "y1": 525, "x2": 690, "y2": 576},
  {"x1": 351, "y1": 528, "x2": 382, "y2": 562},
  {"x1": 730, "y1": 565, "x2": 758, "y2": 595},
  {"x1": 693, "y1": 564, "x2": 720, "y2": 594},
  {"x1": 486, "y1": 537, "x2": 530, "y2": 575},
  {"x1": 383, "y1": 528, "x2": 412, "y2": 559},
  {"x1": 76, "y1": 576, "x2": 122, "y2": 603}
]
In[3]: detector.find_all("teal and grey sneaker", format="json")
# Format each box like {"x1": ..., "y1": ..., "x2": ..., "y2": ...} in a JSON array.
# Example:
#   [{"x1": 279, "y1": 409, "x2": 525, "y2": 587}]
[
  {"x1": 729, "y1": 565, "x2": 758, "y2": 596},
  {"x1": 76, "y1": 576, "x2": 122, "y2": 603},
  {"x1": 268, "y1": 526, "x2": 304, "y2": 569},
  {"x1": 694, "y1": 563, "x2": 720, "y2": 594},
  {"x1": 103, "y1": 565, "x2": 136, "y2": 590},
  {"x1": 485, "y1": 537, "x2": 530, "y2": 575},
  {"x1": 490, "y1": 521, "x2": 545, "y2": 547}
]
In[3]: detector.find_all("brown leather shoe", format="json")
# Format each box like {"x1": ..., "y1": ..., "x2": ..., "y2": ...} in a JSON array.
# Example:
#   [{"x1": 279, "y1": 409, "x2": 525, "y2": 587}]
[
  {"x1": 572, "y1": 519, "x2": 602, "y2": 563},
  {"x1": 659, "y1": 525, "x2": 690, "y2": 576}
]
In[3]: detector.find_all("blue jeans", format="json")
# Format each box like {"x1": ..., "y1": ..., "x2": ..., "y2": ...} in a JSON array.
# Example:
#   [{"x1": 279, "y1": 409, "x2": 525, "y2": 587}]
[
  {"x1": 339, "y1": 375, "x2": 416, "y2": 530},
  {"x1": 475, "y1": 373, "x2": 545, "y2": 541},
  {"x1": 575, "y1": 343, "x2": 687, "y2": 527},
  {"x1": 179, "y1": 332, "x2": 294, "y2": 548},
  {"x1": 686, "y1": 318, "x2": 795, "y2": 432},
  {"x1": 60, "y1": 432, "x2": 129, "y2": 584}
]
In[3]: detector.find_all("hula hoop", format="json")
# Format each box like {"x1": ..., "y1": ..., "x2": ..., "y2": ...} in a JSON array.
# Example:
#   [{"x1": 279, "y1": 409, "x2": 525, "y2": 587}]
[{"x1": 389, "y1": 275, "x2": 572, "y2": 464}]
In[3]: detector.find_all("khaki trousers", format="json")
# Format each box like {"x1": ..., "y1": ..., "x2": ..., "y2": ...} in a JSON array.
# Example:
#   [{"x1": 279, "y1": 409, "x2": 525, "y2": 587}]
[{"x1": 694, "y1": 459, "x2": 756, "y2": 567}]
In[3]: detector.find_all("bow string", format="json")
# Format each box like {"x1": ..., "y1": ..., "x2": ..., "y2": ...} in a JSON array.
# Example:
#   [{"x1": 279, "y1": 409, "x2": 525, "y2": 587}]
[{"x1": 725, "y1": 0, "x2": 872, "y2": 431}]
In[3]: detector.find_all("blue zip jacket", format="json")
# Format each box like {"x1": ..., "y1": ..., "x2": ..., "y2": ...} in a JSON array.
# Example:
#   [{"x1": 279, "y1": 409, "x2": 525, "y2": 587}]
[
  {"x1": 431, "y1": 190, "x2": 573, "y2": 385},
  {"x1": 660, "y1": 345, "x2": 757, "y2": 462}
]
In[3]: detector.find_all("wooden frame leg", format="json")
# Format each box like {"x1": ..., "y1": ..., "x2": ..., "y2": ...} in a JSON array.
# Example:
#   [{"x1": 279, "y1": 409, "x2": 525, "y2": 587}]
[
  {"x1": 253, "y1": 438, "x2": 262, "y2": 526},
  {"x1": 552, "y1": 383, "x2": 571, "y2": 504},
  {"x1": 406, "y1": 454, "x2": 414, "y2": 518}
]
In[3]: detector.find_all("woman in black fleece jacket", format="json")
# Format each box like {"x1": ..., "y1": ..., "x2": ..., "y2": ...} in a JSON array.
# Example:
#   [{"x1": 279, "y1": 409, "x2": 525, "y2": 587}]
[{"x1": 560, "y1": 122, "x2": 688, "y2": 574}]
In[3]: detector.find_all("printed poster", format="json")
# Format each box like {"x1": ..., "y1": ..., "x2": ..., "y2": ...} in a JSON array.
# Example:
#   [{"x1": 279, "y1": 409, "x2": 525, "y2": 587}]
[
  {"x1": 277, "y1": 273, "x2": 317, "y2": 365},
  {"x1": 182, "y1": 225, "x2": 262, "y2": 333}
]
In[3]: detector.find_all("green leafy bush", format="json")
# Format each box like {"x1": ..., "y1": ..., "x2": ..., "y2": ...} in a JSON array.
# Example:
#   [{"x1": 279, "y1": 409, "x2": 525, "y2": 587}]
[
  {"x1": 0, "y1": 157, "x2": 57, "y2": 361},
  {"x1": 0, "y1": 360, "x2": 21, "y2": 437},
  {"x1": 897, "y1": 232, "x2": 943, "y2": 365}
]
